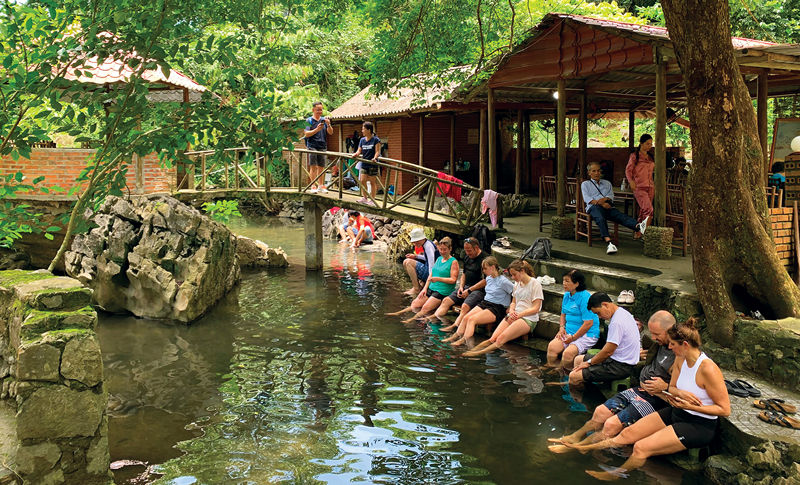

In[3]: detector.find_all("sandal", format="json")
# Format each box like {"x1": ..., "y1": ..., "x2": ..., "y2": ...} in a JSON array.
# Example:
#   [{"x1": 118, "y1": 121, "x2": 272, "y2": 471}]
[
  {"x1": 758, "y1": 410, "x2": 800, "y2": 429},
  {"x1": 734, "y1": 379, "x2": 761, "y2": 397},
  {"x1": 725, "y1": 379, "x2": 749, "y2": 398},
  {"x1": 753, "y1": 398, "x2": 797, "y2": 414}
]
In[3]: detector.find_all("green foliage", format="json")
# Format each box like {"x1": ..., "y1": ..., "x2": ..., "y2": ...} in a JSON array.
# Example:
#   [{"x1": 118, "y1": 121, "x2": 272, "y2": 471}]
[
  {"x1": 202, "y1": 199, "x2": 242, "y2": 224},
  {"x1": 0, "y1": 172, "x2": 47, "y2": 248}
]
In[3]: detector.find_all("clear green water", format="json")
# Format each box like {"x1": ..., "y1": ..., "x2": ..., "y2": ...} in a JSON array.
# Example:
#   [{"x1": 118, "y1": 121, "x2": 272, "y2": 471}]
[{"x1": 98, "y1": 217, "x2": 700, "y2": 485}]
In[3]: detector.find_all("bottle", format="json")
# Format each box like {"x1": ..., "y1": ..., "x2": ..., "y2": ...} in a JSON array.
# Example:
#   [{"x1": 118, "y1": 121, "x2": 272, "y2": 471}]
[{"x1": 620, "y1": 178, "x2": 627, "y2": 191}]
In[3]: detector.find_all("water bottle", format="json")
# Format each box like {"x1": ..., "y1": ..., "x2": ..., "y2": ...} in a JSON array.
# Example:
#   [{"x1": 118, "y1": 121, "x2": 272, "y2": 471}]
[{"x1": 620, "y1": 179, "x2": 627, "y2": 191}]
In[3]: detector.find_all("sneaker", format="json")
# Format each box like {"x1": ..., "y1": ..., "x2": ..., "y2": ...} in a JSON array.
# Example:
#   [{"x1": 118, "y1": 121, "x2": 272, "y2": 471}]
[
  {"x1": 606, "y1": 242, "x2": 618, "y2": 255},
  {"x1": 637, "y1": 216, "x2": 649, "y2": 235},
  {"x1": 617, "y1": 291, "x2": 629, "y2": 304},
  {"x1": 625, "y1": 290, "x2": 635, "y2": 304},
  {"x1": 319, "y1": 186, "x2": 329, "y2": 194},
  {"x1": 357, "y1": 197, "x2": 369, "y2": 204},
  {"x1": 309, "y1": 187, "x2": 319, "y2": 194}
]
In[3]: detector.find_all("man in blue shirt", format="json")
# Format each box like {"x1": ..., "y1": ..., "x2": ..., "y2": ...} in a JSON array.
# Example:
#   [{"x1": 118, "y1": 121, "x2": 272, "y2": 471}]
[
  {"x1": 581, "y1": 162, "x2": 646, "y2": 255},
  {"x1": 303, "y1": 102, "x2": 334, "y2": 193}
]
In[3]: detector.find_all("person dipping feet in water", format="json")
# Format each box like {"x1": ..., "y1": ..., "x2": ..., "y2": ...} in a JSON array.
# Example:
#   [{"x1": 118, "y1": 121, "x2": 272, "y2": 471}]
[
  {"x1": 401, "y1": 228, "x2": 438, "y2": 296},
  {"x1": 386, "y1": 238, "x2": 459, "y2": 322},
  {"x1": 463, "y1": 260, "x2": 543, "y2": 357},
  {"x1": 432, "y1": 237, "x2": 487, "y2": 328},
  {"x1": 443, "y1": 257, "x2": 513, "y2": 347},
  {"x1": 569, "y1": 318, "x2": 729, "y2": 481},
  {"x1": 544, "y1": 270, "x2": 599, "y2": 372},
  {"x1": 548, "y1": 311, "x2": 675, "y2": 452}
]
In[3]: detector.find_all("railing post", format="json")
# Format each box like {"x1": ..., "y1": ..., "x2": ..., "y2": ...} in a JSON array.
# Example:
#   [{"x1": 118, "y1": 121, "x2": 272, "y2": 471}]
[
  {"x1": 338, "y1": 156, "x2": 343, "y2": 199},
  {"x1": 423, "y1": 180, "x2": 435, "y2": 224},
  {"x1": 382, "y1": 164, "x2": 391, "y2": 209},
  {"x1": 201, "y1": 154, "x2": 207, "y2": 190},
  {"x1": 255, "y1": 152, "x2": 261, "y2": 187},
  {"x1": 225, "y1": 152, "x2": 230, "y2": 189},
  {"x1": 234, "y1": 150, "x2": 240, "y2": 190}
]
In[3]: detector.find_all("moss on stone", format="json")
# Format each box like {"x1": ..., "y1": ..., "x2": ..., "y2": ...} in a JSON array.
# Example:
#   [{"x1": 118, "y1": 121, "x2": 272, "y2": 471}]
[
  {"x1": 20, "y1": 306, "x2": 97, "y2": 338},
  {"x1": 0, "y1": 270, "x2": 54, "y2": 288}
]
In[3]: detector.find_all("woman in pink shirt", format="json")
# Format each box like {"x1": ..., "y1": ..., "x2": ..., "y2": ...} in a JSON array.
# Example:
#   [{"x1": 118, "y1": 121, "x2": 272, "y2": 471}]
[{"x1": 625, "y1": 134, "x2": 654, "y2": 229}]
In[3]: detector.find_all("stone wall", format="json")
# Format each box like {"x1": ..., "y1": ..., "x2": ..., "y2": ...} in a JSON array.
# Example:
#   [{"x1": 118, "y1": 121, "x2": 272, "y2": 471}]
[{"x1": 0, "y1": 270, "x2": 110, "y2": 484}]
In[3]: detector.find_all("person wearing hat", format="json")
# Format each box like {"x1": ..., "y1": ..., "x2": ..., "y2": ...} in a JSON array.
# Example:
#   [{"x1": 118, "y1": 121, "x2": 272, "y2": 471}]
[{"x1": 402, "y1": 227, "x2": 439, "y2": 296}]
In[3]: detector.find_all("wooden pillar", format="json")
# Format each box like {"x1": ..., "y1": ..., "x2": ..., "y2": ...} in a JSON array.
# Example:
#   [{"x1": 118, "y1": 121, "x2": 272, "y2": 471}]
[
  {"x1": 418, "y1": 115, "x2": 424, "y2": 166},
  {"x1": 515, "y1": 109, "x2": 523, "y2": 194},
  {"x1": 628, "y1": 111, "x2": 636, "y2": 151},
  {"x1": 134, "y1": 153, "x2": 144, "y2": 194},
  {"x1": 556, "y1": 79, "x2": 567, "y2": 217},
  {"x1": 579, "y1": 93, "x2": 588, "y2": 181},
  {"x1": 654, "y1": 53, "x2": 667, "y2": 226},
  {"x1": 488, "y1": 88, "x2": 497, "y2": 191},
  {"x1": 180, "y1": 87, "x2": 194, "y2": 190},
  {"x1": 303, "y1": 201, "x2": 323, "y2": 270},
  {"x1": 449, "y1": 114, "x2": 456, "y2": 176},
  {"x1": 337, "y1": 123, "x2": 343, "y2": 154},
  {"x1": 479, "y1": 109, "x2": 487, "y2": 190},
  {"x1": 758, "y1": 72, "x2": 769, "y2": 180},
  {"x1": 523, "y1": 112, "x2": 530, "y2": 192}
]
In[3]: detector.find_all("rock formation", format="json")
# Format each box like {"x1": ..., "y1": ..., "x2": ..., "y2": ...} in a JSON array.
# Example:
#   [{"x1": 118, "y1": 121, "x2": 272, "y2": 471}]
[
  {"x1": 65, "y1": 195, "x2": 240, "y2": 322},
  {"x1": 235, "y1": 236, "x2": 288, "y2": 269}
]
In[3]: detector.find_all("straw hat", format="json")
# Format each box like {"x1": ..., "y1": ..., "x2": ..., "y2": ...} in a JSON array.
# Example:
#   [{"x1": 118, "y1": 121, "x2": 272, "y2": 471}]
[{"x1": 409, "y1": 227, "x2": 426, "y2": 243}]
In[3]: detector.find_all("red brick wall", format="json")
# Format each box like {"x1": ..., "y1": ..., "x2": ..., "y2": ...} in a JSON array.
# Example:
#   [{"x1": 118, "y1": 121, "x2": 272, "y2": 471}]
[
  {"x1": 0, "y1": 149, "x2": 175, "y2": 194},
  {"x1": 770, "y1": 206, "x2": 796, "y2": 274}
]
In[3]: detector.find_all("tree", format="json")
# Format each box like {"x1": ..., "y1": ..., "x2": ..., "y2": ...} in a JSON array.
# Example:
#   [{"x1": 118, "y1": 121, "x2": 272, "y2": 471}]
[{"x1": 660, "y1": 0, "x2": 800, "y2": 345}]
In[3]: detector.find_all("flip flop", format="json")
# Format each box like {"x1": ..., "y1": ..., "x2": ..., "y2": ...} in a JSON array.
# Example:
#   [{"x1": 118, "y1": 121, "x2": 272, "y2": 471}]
[
  {"x1": 758, "y1": 410, "x2": 800, "y2": 429},
  {"x1": 734, "y1": 379, "x2": 762, "y2": 397},
  {"x1": 753, "y1": 398, "x2": 797, "y2": 414},
  {"x1": 725, "y1": 379, "x2": 749, "y2": 398}
]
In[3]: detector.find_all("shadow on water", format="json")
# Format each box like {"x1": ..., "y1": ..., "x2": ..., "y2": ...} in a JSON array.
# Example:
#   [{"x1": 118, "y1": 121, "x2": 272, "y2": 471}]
[{"x1": 98, "y1": 217, "x2": 704, "y2": 484}]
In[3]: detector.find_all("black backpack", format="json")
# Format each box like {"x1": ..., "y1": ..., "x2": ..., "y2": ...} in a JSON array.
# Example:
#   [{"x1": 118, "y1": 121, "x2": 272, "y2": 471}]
[
  {"x1": 470, "y1": 224, "x2": 496, "y2": 254},
  {"x1": 522, "y1": 237, "x2": 552, "y2": 261}
]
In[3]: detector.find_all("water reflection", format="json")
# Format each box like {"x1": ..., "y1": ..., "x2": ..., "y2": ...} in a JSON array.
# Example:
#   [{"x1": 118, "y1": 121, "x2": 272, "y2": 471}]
[{"x1": 98, "y1": 219, "x2": 700, "y2": 485}]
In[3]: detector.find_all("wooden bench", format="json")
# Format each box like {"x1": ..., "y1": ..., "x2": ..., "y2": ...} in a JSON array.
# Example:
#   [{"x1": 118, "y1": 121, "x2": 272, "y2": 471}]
[
  {"x1": 666, "y1": 183, "x2": 689, "y2": 256},
  {"x1": 539, "y1": 176, "x2": 577, "y2": 232}
]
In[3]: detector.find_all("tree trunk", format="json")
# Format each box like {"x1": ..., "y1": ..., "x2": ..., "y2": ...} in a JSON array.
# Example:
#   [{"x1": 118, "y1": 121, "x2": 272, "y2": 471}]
[{"x1": 662, "y1": 0, "x2": 800, "y2": 345}]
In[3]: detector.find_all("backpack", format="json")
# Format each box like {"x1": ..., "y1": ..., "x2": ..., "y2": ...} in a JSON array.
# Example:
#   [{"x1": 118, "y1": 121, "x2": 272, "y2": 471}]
[
  {"x1": 470, "y1": 224, "x2": 496, "y2": 254},
  {"x1": 342, "y1": 175, "x2": 357, "y2": 190},
  {"x1": 522, "y1": 237, "x2": 552, "y2": 261}
]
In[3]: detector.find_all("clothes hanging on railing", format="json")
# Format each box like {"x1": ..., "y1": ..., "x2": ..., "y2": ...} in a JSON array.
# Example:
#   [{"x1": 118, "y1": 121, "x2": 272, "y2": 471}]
[
  {"x1": 481, "y1": 189, "x2": 499, "y2": 227},
  {"x1": 436, "y1": 172, "x2": 463, "y2": 202}
]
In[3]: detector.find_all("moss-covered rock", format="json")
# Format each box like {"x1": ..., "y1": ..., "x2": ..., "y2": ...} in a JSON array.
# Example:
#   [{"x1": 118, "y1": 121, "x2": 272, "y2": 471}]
[{"x1": 642, "y1": 225, "x2": 673, "y2": 259}]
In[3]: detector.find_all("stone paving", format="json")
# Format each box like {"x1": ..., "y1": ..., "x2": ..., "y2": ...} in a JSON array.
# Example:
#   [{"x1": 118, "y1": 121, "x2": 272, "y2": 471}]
[{"x1": 724, "y1": 369, "x2": 800, "y2": 445}]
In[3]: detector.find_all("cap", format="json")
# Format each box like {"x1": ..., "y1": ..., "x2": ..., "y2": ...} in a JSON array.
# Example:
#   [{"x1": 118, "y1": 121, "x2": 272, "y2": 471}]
[{"x1": 409, "y1": 228, "x2": 426, "y2": 243}]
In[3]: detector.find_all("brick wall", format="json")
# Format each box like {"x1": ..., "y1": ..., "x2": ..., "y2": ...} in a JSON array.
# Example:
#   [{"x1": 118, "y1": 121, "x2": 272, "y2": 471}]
[
  {"x1": 0, "y1": 148, "x2": 176, "y2": 194},
  {"x1": 770, "y1": 206, "x2": 796, "y2": 274}
]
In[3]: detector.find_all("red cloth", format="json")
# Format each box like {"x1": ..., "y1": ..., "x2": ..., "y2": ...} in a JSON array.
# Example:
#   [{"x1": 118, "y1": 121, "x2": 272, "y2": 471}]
[{"x1": 436, "y1": 172, "x2": 463, "y2": 202}]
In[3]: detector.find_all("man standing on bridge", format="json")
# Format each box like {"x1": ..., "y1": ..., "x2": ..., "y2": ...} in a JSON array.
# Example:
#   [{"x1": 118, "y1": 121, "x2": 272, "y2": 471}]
[{"x1": 303, "y1": 101, "x2": 334, "y2": 193}]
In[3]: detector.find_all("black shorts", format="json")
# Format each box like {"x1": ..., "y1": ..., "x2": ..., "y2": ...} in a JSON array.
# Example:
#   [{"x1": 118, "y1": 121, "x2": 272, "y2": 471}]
[
  {"x1": 447, "y1": 289, "x2": 485, "y2": 308},
  {"x1": 582, "y1": 358, "x2": 635, "y2": 384},
  {"x1": 360, "y1": 164, "x2": 379, "y2": 176},
  {"x1": 657, "y1": 407, "x2": 718, "y2": 449},
  {"x1": 476, "y1": 300, "x2": 507, "y2": 325},
  {"x1": 308, "y1": 148, "x2": 327, "y2": 167},
  {"x1": 604, "y1": 387, "x2": 668, "y2": 427},
  {"x1": 425, "y1": 289, "x2": 447, "y2": 300}
]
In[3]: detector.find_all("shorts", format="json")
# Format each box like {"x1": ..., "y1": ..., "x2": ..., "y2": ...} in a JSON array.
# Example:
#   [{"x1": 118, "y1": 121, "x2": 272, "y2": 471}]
[
  {"x1": 425, "y1": 289, "x2": 447, "y2": 300},
  {"x1": 447, "y1": 288, "x2": 485, "y2": 308},
  {"x1": 603, "y1": 387, "x2": 667, "y2": 427},
  {"x1": 360, "y1": 164, "x2": 379, "y2": 176},
  {"x1": 476, "y1": 300, "x2": 508, "y2": 325},
  {"x1": 564, "y1": 334, "x2": 598, "y2": 354},
  {"x1": 582, "y1": 358, "x2": 635, "y2": 384},
  {"x1": 521, "y1": 317, "x2": 538, "y2": 332},
  {"x1": 348, "y1": 226, "x2": 373, "y2": 243},
  {"x1": 657, "y1": 407, "x2": 718, "y2": 449},
  {"x1": 415, "y1": 261, "x2": 429, "y2": 283},
  {"x1": 308, "y1": 147, "x2": 327, "y2": 167}
]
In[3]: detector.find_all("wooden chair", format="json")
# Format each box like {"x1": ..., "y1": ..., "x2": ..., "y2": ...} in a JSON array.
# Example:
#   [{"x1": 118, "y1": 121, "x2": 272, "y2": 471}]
[
  {"x1": 575, "y1": 180, "x2": 618, "y2": 246},
  {"x1": 665, "y1": 183, "x2": 689, "y2": 256},
  {"x1": 766, "y1": 185, "x2": 784, "y2": 208},
  {"x1": 538, "y1": 175, "x2": 557, "y2": 231},
  {"x1": 566, "y1": 177, "x2": 577, "y2": 212}
]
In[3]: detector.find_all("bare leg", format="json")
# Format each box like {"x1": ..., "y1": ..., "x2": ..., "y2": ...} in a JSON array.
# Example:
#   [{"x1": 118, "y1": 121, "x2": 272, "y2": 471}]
[
  {"x1": 451, "y1": 309, "x2": 495, "y2": 346},
  {"x1": 432, "y1": 297, "x2": 456, "y2": 320},
  {"x1": 545, "y1": 337, "x2": 564, "y2": 367},
  {"x1": 463, "y1": 319, "x2": 529, "y2": 357},
  {"x1": 441, "y1": 304, "x2": 471, "y2": 332},
  {"x1": 385, "y1": 305, "x2": 413, "y2": 316},
  {"x1": 401, "y1": 296, "x2": 440, "y2": 323},
  {"x1": 586, "y1": 426, "x2": 685, "y2": 481},
  {"x1": 403, "y1": 259, "x2": 421, "y2": 295},
  {"x1": 568, "y1": 410, "x2": 667, "y2": 452}
]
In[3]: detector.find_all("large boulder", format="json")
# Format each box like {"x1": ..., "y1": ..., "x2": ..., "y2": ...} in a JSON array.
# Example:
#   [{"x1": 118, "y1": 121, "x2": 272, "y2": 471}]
[
  {"x1": 64, "y1": 195, "x2": 240, "y2": 322},
  {"x1": 235, "y1": 236, "x2": 288, "y2": 268}
]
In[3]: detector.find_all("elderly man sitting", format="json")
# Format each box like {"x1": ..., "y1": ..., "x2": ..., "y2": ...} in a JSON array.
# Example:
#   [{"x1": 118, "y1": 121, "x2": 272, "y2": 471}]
[{"x1": 582, "y1": 162, "x2": 647, "y2": 255}]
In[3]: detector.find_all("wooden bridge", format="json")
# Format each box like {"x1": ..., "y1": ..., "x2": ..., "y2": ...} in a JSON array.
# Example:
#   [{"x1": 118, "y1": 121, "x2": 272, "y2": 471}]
[{"x1": 180, "y1": 147, "x2": 485, "y2": 268}]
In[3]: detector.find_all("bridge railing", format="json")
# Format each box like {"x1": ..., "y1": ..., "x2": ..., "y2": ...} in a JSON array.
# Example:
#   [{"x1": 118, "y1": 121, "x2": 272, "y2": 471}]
[{"x1": 183, "y1": 147, "x2": 484, "y2": 228}]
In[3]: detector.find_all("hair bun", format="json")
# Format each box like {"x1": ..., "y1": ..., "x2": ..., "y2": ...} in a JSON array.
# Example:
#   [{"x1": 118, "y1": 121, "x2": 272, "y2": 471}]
[{"x1": 683, "y1": 317, "x2": 698, "y2": 330}]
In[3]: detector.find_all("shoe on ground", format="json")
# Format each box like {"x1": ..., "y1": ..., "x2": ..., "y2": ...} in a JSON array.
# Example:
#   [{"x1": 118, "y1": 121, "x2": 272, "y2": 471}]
[
  {"x1": 638, "y1": 216, "x2": 649, "y2": 235},
  {"x1": 606, "y1": 242, "x2": 618, "y2": 255},
  {"x1": 624, "y1": 290, "x2": 635, "y2": 303},
  {"x1": 617, "y1": 291, "x2": 629, "y2": 304},
  {"x1": 358, "y1": 197, "x2": 368, "y2": 204},
  {"x1": 319, "y1": 186, "x2": 329, "y2": 194},
  {"x1": 309, "y1": 187, "x2": 319, "y2": 194}
]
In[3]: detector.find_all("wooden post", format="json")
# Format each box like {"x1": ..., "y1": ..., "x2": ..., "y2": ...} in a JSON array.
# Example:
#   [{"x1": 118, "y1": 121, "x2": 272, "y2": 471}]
[
  {"x1": 556, "y1": 79, "x2": 566, "y2": 217},
  {"x1": 255, "y1": 152, "x2": 261, "y2": 187},
  {"x1": 234, "y1": 150, "x2": 240, "y2": 190},
  {"x1": 579, "y1": 93, "x2": 588, "y2": 181},
  {"x1": 479, "y1": 109, "x2": 487, "y2": 190},
  {"x1": 303, "y1": 201, "x2": 323, "y2": 270},
  {"x1": 629, "y1": 111, "x2": 636, "y2": 151},
  {"x1": 515, "y1": 109, "x2": 523, "y2": 194},
  {"x1": 523, "y1": 112, "x2": 530, "y2": 192},
  {"x1": 449, "y1": 114, "x2": 456, "y2": 176},
  {"x1": 418, "y1": 115, "x2": 425, "y2": 201},
  {"x1": 488, "y1": 88, "x2": 497, "y2": 191},
  {"x1": 201, "y1": 154, "x2": 207, "y2": 190},
  {"x1": 654, "y1": 52, "x2": 667, "y2": 226},
  {"x1": 182, "y1": 87, "x2": 193, "y2": 190},
  {"x1": 134, "y1": 153, "x2": 144, "y2": 194},
  {"x1": 758, "y1": 72, "x2": 769, "y2": 181}
]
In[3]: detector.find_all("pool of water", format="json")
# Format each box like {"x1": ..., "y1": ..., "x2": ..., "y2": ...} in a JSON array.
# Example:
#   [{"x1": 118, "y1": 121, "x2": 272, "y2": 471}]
[{"x1": 98, "y1": 217, "x2": 699, "y2": 484}]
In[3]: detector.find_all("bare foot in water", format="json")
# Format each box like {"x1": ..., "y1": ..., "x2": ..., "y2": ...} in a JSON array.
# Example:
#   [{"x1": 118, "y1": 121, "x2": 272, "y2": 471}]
[
  {"x1": 403, "y1": 289, "x2": 418, "y2": 296},
  {"x1": 548, "y1": 445, "x2": 573, "y2": 454},
  {"x1": 385, "y1": 310, "x2": 406, "y2": 316},
  {"x1": 450, "y1": 338, "x2": 465, "y2": 347},
  {"x1": 442, "y1": 334, "x2": 460, "y2": 343},
  {"x1": 401, "y1": 316, "x2": 416, "y2": 324},
  {"x1": 586, "y1": 470, "x2": 623, "y2": 481}
]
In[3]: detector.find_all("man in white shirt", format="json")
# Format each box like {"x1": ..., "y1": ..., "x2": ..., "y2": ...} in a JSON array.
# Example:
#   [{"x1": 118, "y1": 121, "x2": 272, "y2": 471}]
[
  {"x1": 582, "y1": 162, "x2": 646, "y2": 254},
  {"x1": 568, "y1": 292, "x2": 641, "y2": 387}
]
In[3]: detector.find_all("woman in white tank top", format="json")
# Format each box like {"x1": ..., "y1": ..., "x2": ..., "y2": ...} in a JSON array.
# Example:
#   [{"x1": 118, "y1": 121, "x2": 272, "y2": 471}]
[{"x1": 567, "y1": 318, "x2": 730, "y2": 480}]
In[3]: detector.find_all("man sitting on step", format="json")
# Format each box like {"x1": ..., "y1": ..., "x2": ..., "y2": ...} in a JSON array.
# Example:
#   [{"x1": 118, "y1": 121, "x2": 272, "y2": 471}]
[
  {"x1": 568, "y1": 292, "x2": 641, "y2": 387},
  {"x1": 581, "y1": 161, "x2": 647, "y2": 255},
  {"x1": 550, "y1": 310, "x2": 675, "y2": 451}
]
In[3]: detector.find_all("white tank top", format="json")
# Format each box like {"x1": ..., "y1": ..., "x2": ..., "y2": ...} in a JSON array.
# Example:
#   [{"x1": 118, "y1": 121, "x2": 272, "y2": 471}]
[{"x1": 676, "y1": 352, "x2": 717, "y2": 419}]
